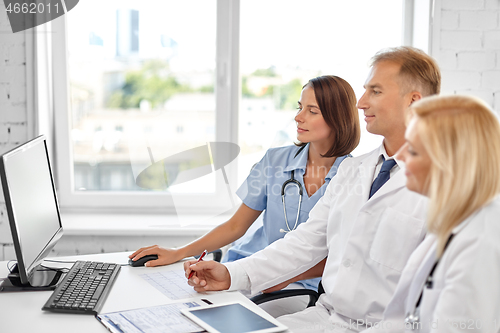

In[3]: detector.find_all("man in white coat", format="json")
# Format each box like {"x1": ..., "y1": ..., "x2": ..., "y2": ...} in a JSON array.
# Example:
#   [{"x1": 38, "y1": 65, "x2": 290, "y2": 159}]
[{"x1": 184, "y1": 46, "x2": 442, "y2": 332}]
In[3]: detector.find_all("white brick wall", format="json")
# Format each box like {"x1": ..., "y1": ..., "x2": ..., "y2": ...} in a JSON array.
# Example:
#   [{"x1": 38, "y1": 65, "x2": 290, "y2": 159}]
[
  {"x1": 440, "y1": 30, "x2": 483, "y2": 49},
  {"x1": 485, "y1": 30, "x2": 500, "y2": 49},
  {"x1": 441, "y1": 11, "x2": 459, "y2": 30},
  {"x1": 0, "y1": 4, "x2": 28, "y2": 256},
  {"x1": 457, "y1": 52, "x2": 496, "y2": 70},
  {"x1": 434, "y1": 0, "x2": 500, "y2": 113},
  {"x1": 438, "y1": 50, "x2": 458, "y2": 69},
  {"x1": 459, "y1": 11, "x2": 498, "y2": 30},
  {"x1": 0, "y1": 5, "x2": 28, "y2": 147},
  {"x1": 0, "y1": 203, "x2": 10, "y2": 243},
  {"x1": 442, "y1": 0, "x2": 485, "y2": 10},
  {"x1": 3, "y1": 243, "x2": 15, "y2": 259}
]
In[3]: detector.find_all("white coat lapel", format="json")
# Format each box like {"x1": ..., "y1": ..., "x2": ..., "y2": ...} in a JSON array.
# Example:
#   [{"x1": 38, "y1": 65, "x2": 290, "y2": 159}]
[
  {"x1": 357, "y1": 150, "x2": 379, "y2": 200},
  {"x1": 404, "y1": 236, "x2": 438, "y2": 312},
  {"x1": 369, "y1": 167, "x2": 406, "y2": 201}
]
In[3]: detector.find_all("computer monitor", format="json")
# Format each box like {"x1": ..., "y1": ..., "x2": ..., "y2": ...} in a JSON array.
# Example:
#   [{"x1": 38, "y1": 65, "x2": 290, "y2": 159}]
[{"x1": 0, "y1": 135, "x2": 64, "y2": 289}]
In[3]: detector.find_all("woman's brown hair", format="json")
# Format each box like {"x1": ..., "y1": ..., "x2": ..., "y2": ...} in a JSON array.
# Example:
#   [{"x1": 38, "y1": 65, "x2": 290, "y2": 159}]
[{"x1": 297, "y1": 75, "x2": 360, "y2": 157}]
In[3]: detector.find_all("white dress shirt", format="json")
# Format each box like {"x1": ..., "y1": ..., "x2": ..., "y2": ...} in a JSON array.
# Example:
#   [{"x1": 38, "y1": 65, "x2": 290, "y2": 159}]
[{"x1": 372, "y1": 144, "x2": 400, "y2": 182}]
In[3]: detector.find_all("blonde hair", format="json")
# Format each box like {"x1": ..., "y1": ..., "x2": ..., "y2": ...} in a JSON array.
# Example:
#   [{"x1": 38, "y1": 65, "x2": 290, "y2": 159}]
[
  {"x1": 409, "y1": 95, "x2": 500, "y2": 256},
  {"x1": 371, "y1": 46, "x2": 441, "y2": 97}
]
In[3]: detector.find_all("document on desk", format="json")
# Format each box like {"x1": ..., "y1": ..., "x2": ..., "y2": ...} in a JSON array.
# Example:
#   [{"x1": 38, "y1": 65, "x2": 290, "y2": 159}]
[
  {"x1": 140, "y1": 270, "x2": 198, "y2": 300},
  {"x1": 96, "y1": 301, "x2": 204, "y2": 333}
]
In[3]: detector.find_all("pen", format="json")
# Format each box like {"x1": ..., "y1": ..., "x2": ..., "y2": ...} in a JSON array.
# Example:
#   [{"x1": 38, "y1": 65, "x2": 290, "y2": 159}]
[{"x1": 188, "y1": 250, "x2": 208, "y2": 279}]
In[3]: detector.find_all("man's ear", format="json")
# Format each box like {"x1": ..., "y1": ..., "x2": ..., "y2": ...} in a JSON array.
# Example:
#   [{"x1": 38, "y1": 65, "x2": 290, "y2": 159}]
[{"x1": 408, "y1": 91, "x2": 423, "y2": 106}]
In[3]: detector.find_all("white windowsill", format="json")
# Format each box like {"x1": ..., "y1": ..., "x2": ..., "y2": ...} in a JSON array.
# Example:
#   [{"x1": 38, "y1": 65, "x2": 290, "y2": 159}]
[{"x1": 60, "y1": 212, "x2": 230, "y2": 236}]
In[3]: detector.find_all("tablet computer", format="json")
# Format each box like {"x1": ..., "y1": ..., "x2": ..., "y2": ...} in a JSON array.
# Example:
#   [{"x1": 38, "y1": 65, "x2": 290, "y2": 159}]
[{"x1": 181, "y1": 301, "x2": 288, "y2": 333}]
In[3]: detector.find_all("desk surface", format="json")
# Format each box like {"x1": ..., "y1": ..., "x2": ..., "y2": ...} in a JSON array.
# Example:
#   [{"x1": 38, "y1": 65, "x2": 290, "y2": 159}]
[{"x1": 0, "y1": 252, "x2": 274, "y2": 332}]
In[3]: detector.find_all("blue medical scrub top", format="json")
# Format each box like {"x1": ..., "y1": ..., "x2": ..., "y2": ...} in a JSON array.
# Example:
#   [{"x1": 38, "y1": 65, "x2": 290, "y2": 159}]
[{"x1": 222, "y1": 144, "x2": 349, "y2": 290}]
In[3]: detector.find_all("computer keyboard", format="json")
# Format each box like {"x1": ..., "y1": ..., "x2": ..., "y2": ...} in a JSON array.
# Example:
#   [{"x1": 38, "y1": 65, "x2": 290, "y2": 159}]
[{"x1": 42, "y1": 260, "x2": 121, "y2": 315}]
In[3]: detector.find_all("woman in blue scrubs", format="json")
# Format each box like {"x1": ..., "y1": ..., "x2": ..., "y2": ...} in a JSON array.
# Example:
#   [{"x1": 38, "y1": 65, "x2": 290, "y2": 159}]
[{"x1": 130, "y1": 75, "x2": 360, "y2": 314}]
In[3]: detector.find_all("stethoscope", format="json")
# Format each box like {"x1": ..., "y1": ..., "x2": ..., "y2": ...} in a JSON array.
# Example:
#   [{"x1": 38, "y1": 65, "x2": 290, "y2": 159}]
[
  {"x1": 405, "y1": 234, "x2": 455, "y2": 328},
  {"x1": 279, "y1": 145, "x2": 307, "y2": 233}
]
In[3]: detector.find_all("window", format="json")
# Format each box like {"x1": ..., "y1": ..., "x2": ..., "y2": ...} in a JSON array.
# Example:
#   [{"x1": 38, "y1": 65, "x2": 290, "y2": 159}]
[
  {"x1": 53, "y1": 0, "x2": 409, "y2": 214},
  {"x1": 67, "y1": 0, "x2": 217, "y2": 194}
]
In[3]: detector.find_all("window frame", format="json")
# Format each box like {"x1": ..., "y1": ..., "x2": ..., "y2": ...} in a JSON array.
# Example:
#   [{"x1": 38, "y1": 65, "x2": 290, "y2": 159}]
[
  {"x1": 52, "y1": 0, "x2": 240, "y2": 213},
  {"x1": 49, "y1": 0, "x2": 422, "y2": 213}
]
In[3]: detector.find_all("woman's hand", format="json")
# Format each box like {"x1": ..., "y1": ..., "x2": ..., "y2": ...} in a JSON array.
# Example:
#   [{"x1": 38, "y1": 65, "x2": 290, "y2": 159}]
[
  {"x1": 184, "y1": 260, "x2": 231, "y2": 292},
  {"x1": 129, "y1": 245, "x2": 182, "y2": 267}
]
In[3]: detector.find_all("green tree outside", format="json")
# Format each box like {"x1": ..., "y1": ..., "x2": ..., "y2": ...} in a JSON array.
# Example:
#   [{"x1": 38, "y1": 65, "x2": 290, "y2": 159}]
[
  {"x1": 108, "y1": 60, "x2": 196, "y2": 109},
  {"x1": 109, "y1": 62, "x2": 302, "y2": 111}
]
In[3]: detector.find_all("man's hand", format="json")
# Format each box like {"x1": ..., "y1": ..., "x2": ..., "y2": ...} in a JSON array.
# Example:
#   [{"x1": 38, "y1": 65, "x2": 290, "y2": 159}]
[
  {"x1": 184, "y1": 260, "x2": 231, "y2": 292},
  {"x1": 129, "y1": 245, "x2": 182, "y2": 267}
]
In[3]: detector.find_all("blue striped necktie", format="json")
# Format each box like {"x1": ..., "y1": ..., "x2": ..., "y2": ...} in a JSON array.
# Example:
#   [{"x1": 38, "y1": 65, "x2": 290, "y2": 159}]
[{"x1": 369, "y1": 157, "x2": 397, "y2": 199}]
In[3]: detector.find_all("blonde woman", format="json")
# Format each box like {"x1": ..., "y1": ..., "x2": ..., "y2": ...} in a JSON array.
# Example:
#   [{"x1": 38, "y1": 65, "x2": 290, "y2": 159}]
[{"x1": 364, "y1": 95, "x2": 500, "y2": 332}]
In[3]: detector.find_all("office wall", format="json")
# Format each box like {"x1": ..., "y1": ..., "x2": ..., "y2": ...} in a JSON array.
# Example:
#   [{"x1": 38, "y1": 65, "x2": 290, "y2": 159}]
[
  {"x1": 0, "y1": 5, "x2": 29, "y2": 260},
  {"x1": 433, "y1": 0, "x2": 500, "y2": 109},
  {"x1": 0, "y1": 1, "x2": 500, "y2": 259}
]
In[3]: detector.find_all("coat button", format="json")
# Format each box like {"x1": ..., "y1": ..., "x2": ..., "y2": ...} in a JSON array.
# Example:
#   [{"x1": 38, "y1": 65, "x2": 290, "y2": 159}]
[{"x1": 343, "y1": 260, "x2": 351, "y2": 267}]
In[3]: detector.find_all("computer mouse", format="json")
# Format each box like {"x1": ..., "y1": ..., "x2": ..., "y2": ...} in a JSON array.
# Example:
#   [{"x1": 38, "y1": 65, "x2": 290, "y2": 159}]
[{"x1": 128, "y1": 254, "x2": 159, "y2": 267}]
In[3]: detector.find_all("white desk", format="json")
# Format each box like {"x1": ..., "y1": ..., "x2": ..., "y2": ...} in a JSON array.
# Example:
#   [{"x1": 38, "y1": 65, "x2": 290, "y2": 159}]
[{"x1": 0, "y1": 252, "x2": 277, "y2": 332}]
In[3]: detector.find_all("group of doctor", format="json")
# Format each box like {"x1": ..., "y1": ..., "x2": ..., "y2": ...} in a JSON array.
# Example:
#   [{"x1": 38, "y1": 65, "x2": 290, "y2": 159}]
[{"x1": 131, "y1": 46, "x2": 500, "y2": 332}]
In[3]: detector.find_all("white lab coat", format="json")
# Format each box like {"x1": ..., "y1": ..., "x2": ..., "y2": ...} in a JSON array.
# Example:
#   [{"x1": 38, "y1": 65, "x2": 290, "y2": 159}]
[
  {"x1": 225, "y1": 147, "x2": 428, "y2": 330},
  {"x1": 362, "y1": 197, "x2": 500, "y2": 333}
]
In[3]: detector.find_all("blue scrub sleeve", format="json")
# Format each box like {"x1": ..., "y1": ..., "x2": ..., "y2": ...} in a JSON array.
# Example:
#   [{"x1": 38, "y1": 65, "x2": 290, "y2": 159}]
[{"x1": 235, "y1": 152, "x2": 270, "y2": 212}]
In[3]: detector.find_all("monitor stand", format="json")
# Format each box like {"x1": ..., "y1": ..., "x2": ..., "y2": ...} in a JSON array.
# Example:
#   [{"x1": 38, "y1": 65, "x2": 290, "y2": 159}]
[{"x1": 4, "y1": 264, "x2": 63, "y2": 291}]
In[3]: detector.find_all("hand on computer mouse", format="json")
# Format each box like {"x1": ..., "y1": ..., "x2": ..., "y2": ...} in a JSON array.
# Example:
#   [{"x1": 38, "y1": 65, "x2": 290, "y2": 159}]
[
  {"x1": 129, "y1": 245, "x2": 183, "y2": 267},
  {"x1": 129, "y1": 254, "x2": 159, "y2": 267}
]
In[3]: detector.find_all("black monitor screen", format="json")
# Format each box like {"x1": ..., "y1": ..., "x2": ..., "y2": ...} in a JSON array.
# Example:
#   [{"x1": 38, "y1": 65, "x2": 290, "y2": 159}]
[{"x1": 0, "y1": 136, "x2": 62, "y2": 284}]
